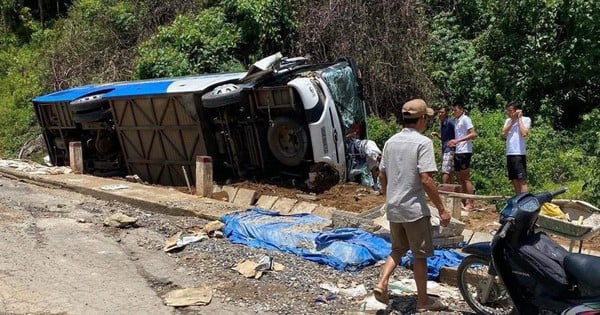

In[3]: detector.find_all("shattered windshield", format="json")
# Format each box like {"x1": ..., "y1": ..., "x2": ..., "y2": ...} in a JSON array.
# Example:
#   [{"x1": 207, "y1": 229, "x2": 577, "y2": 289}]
[{"x1": 320, "y1": 62, "x2": 366, "y2": 139}]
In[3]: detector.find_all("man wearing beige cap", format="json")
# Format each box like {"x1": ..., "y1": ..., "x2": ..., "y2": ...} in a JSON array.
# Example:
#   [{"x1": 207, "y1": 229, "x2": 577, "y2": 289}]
[{"x1": 373, "y1": 99, "x2": 451, "y2": 311}]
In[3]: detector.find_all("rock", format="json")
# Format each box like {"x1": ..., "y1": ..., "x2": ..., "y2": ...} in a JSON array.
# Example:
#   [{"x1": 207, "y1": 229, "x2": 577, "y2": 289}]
[
  {"x1": 204, "y1": 220, "x2": 225, "y2": 234},
  {"x1": 103, "y1": 212, "x2": 137, "y2": 228}
]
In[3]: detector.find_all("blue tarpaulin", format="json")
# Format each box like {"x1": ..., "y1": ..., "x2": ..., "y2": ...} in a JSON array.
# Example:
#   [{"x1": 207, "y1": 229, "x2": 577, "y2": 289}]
[{"x1": 222, "y1": 208, "x2": 465, "y2": 277}]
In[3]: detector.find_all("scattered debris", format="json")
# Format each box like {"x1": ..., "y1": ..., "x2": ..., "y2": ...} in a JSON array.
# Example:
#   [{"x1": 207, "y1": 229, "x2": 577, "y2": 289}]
[
  {"x1": 255, "y1": 255, "x2": 274, "y2": 271},
  {"x1": 103, "y1": 212, "x2": 137, "y2": 228},
  {"x1": 320, "y1": 282, "x2": 368, "y2": 298},
  {"x1": 125, "y1": 174, "x2": 145, "y2": 184},
  {"x1": 358, "y1": 295, "x2": 388, "y2": 311},
  {"x1": 204, "y1": 220, "x2": 224, "y2": 235},
  {"x1": 234, "y1": 260, "x2": 262, "y2": 279},
  {"x1": 76, "y1": 218, "x2": 86, "y2": 223},
  {"x1": 99, "y1": 184, "x2": 129, "y2": 191},
  {"x1": 233, "y1": 256, "x2": 284, "y2": 279},
  {"x1": 162, "y1": 286, "x2": 212, "y2": 307},
  {"x1": 0, "y1": 159, "x2": 71, "y2": 175},
  {"x1": 388, "y1": 278, "x2": 461, "y2": 300},
  {"x1": 164, "y1": 231, "x2": 208, "y2": 252},
  {"x1": 314, "y1": 292, "x2": 336, "y2": 303}
]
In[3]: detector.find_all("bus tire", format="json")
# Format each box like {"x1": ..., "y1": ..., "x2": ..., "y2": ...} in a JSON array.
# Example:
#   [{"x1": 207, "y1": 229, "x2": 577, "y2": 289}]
[
  {"x1": 201, "y1": 84, "x2": 242, "y2": 108},
  {"x1": 267, "y1": 116, "x2": 309, "y2": 167}
]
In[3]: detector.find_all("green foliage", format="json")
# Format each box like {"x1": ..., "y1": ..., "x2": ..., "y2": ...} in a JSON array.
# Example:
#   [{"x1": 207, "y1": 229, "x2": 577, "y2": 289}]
[
  {"x1": 424, "y1": 0, "x2": 600, "y2": 128},
  {"x1": 572, "y1": 108, "x2": 600, "y2": 204},
  {"x1": 0, "y1": 1, "x2": 42, "y2": 43},
  {"x1": 134, "y1": 7, "x2": 243, "y2": 79},
  {"x1": 366, "y1": 114, "x2": 402, "y2": 150},
  {"x1": 468, "y1": 109, "x2": 510, "y2": 196},
  {"x1": 46, "y1": 0, "x2": 143, "y2": 86},
  {"x1": 220, "y1": 0, "x2": 298, "y2": 61},
  {"x1": 0, "y1": 43, "x2": 45, "y2": 156},
  {"x1": 426, "y1": 12, "x2": 497, "y2": 108}
]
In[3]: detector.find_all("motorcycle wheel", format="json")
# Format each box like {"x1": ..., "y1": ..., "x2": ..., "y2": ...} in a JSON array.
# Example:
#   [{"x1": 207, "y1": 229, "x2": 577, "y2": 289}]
[{"x1": 457, "y1": 255, "x2": 514, "y2": 315}]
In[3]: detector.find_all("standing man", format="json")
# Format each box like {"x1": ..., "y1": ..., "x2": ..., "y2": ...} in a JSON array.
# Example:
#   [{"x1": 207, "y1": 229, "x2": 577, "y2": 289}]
[
  {"x1": 501, "y1": 102, "x2": 531, "y2": 193},
  {"x1": 447, "y1": 102, "x2": 477, "y2": 211},
  {"x1": 373, "y1": 99, "x2": 451, "y2": 312},
  {"x1": 431, "y1": 106, "x2": 456, "y2": 184}
]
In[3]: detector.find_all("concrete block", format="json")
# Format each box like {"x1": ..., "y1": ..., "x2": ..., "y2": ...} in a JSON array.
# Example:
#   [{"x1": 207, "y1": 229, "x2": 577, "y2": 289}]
[
  {"x1": 290, "y1": 201, "x2": 318, "y2": 214},
  {"x1": 255, "y1": 195, "x2": 278, "y2": 210},
  {"x1": 462, "y1": 229, "x2": 475, "y2": 244},
  {"x1": 221, "y1": 185, "x2": 238, "y2": 203},
  {"x1": 433, "y1": 235, "x2": 464, "y2": 248},
  {"x1": 330, "y1": 209, "x2": 380, "y2": 232},
  {"x1": 295, "y1": 193, "x2": 319, "y2": 202},
  {"x1": 432, "y1": 217, "x2": 466, "y2": 238},
  {"x1": 271, "y1": 197, "x2": 297, "y2": 214},
  {"x1": 373, "y1": 214, "x2": 389, "y2": 231},
  {"x1": 360, "y1": 204, "x2": 386, "y2": 219},
  {"x1": 470, "y1": 231, "x2": 492, "y2": 244},
  {"x1": 232, "y1": 187, "x2": 257, "y2": 208},
  {"x1": 312, "y1": 205, "x2": 335, "y2": 219}
]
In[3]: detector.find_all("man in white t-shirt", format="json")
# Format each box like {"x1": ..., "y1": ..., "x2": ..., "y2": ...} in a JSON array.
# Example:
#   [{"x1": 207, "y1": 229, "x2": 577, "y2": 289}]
[
  {"x1": 447, "y1": 102, "x2": 477, "y2": 210},
  {"x1": 501, "y1": 102, "x2": 531, "y2": 193}
]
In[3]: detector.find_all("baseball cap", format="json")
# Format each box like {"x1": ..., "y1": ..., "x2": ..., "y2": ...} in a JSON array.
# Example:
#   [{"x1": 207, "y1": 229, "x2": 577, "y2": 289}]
[{"x1": 402, "y1": 99, "x2": 434, "y2": 119}]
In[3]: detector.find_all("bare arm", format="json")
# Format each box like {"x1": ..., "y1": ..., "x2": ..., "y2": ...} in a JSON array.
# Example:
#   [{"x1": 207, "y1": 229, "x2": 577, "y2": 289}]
[
  {"x1": 420, "y1": 172, "x2": 451, "y2": 227},
  {"x1": 501, "y1": 120, "x2": 514, "y2": 138},
  {"x1": 502, "y1": 111, "x2": 529, "y2": 138},
  {"x1": 448, "y1": 127, "x2": 477, "y2": 147},
  {"x1": 517, "y1": 114, "x2": 530, "y2": 137},
  {"x1": 379, "y1": 170, "x2": 388, "y2": 197}
]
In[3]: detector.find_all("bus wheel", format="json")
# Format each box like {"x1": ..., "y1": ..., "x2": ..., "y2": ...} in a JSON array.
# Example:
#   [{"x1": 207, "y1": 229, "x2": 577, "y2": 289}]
[
  {"x1": 267, "y1": 116, "x2": 308, "y2": 166},
  {"x1": 201, "y1": 84, "x2": 242, "y2": 108}
]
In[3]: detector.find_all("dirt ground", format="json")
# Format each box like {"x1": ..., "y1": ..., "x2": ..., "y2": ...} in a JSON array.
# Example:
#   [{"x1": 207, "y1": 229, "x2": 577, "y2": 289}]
[{"x1": 228, "y1": 180, "x2": 600, "y2": 253}]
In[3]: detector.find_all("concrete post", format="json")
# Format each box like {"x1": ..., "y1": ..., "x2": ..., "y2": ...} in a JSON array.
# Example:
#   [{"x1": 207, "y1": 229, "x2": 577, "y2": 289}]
[
  {"x1": 438, "y1": 184, "x2": 463, "y2": 219},
  {"x1": 195, "y1": 156, "x2": 213, "y2": 197},
  {"x1": 69, "y1": 142, "x2": 84, "y2": 174}
]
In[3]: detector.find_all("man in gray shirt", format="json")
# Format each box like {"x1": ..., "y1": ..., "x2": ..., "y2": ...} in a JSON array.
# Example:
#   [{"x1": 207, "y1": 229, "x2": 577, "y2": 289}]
[{"x1": 373, "y1": 99, "x2": 451, "y2": 312}]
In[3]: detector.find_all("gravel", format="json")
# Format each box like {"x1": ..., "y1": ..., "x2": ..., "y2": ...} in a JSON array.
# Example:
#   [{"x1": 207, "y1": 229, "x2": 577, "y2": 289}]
[{"x1": 93, "y1": 200, "x2": 472, "y2": 314}]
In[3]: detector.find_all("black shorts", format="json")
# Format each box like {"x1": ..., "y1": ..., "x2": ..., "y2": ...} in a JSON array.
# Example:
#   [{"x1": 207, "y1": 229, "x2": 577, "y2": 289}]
[
  {"x1": 454, "y1": 153, "x2": 472, "y2": 171},
  {"x1": 507, "y1": 155, "x2": 527, "y2": 180}
]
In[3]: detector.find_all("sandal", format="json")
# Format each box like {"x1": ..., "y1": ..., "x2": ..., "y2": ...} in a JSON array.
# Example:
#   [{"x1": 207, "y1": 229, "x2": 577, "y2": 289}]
[
  {"x1": 416, "y1": 297, "x2": 448, "y2": 312},
  {"x1": 372, "y1": 286, "x2": 389, "y2": 304}
]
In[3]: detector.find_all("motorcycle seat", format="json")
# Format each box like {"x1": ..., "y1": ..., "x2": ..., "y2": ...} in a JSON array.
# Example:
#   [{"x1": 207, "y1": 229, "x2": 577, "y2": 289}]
[{"x1": 564, "y1": 253, "x2": 600, "y2": 290}]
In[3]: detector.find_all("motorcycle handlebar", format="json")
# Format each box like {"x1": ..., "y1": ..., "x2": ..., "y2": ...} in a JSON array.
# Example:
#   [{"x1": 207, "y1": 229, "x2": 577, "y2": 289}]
[
  {"x1": 551, "y1": 187, "x2": 568, "y2": 197},
  {"x1": 497, "y1": 220, "x2": 513, "y2": 239}
]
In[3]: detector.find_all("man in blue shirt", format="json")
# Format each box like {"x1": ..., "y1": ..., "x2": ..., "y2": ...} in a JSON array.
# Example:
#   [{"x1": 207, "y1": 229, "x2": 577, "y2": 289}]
[{"x1": 431, "y1": 106, "x2": 455, "y2": 184}]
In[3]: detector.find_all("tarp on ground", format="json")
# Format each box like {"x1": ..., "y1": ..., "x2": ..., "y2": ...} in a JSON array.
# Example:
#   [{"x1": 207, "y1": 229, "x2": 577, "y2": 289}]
[{"x1": 222, "y1": 208, "x2": 465, "y2": 276}]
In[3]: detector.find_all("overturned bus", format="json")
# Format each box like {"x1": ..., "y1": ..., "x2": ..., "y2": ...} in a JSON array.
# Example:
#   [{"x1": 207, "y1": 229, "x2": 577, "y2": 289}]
[{"x1": 32, "y1": 53, "x2": 368, "y2": 187}]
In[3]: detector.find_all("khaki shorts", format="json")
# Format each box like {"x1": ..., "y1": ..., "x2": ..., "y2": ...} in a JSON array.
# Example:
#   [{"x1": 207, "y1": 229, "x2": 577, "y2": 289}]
[{"x1": 389, "y1": 217, "x2": 434, "y2": 258}]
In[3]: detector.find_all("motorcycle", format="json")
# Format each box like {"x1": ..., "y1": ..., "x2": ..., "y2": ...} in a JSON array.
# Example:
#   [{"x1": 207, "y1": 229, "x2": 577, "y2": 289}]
[{"x1": 457, "y1": 188, "x2": 600, "y2": 314}]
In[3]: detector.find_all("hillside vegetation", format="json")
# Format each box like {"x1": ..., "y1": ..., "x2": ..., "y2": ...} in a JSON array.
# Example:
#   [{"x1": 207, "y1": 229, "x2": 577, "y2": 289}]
[{"x1": 1, "y1": 0, "x2": 598, "y2": 203}]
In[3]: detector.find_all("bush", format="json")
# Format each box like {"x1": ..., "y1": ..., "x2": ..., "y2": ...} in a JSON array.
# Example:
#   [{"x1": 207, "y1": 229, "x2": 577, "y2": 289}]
[
  {"x1": 0, "y1": 44, "x2": 45, "y2": 157},
  {"x1": 366, "y1": 114, "x2": 401, "y2": 150},
  {"x1": 134, "y1": 7, "x2": 243, "y2": 79},
  {"x1": 468, "y1": 109, "x2": 509, "y2": 196}
]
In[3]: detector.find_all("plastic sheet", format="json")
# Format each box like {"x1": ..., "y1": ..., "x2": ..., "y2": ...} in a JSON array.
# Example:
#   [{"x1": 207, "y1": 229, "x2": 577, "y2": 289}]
[
  {"x1": 401, "y1": 249, "x2": 466, "y2": 280},
  {"x1": 222, "y1": 208, "x2": 389, "y2": 271},
  {"x1": 222, "y1": 208, "x2": 465, "y2": 275}
]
